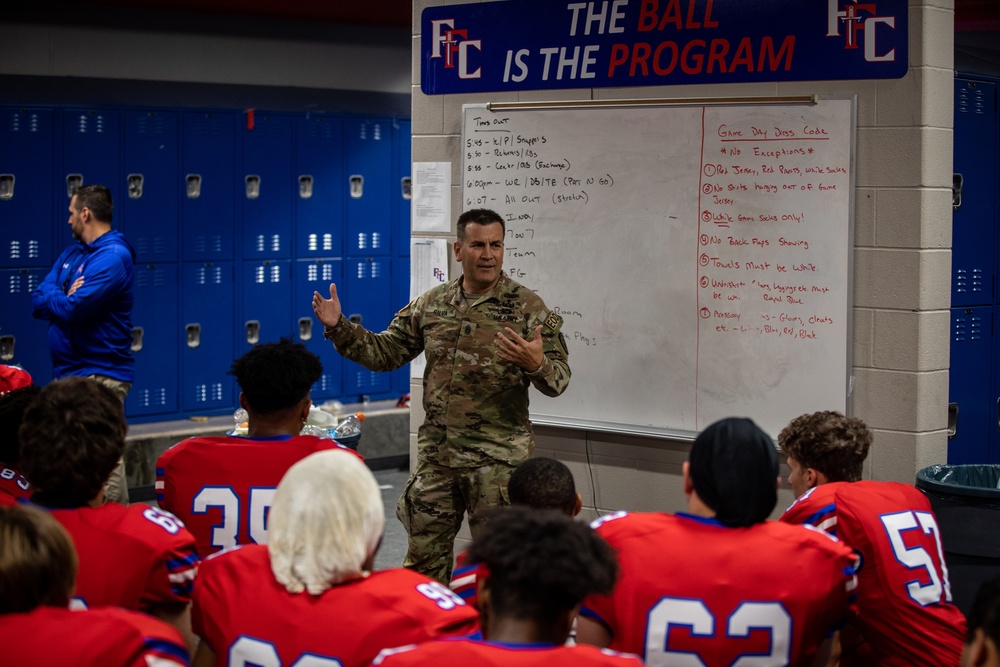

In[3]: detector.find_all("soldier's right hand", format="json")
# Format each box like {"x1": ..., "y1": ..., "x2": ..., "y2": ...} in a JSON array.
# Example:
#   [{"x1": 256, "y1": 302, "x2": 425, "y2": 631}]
[{"x1": 312, "y1": 283, "x2": 343, "y2": 328}]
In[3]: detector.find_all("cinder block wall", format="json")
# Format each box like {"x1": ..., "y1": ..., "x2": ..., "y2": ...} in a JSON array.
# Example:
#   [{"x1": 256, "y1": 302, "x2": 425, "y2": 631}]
[{"x1": 409, "y1": 0, "x2": 954, "y2": 545}]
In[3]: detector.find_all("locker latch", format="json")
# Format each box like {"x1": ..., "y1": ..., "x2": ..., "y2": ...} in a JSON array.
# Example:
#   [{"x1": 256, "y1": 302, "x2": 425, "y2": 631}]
[
  {"x1": 299, "y1": 317, "x2": 313, "y2": 341},
  {"x1": 948, "y1": 402, "x2": 958, "y2": 440},
  {"x1": 0, "y1": 335, "x2": 14, "y2": 361},
  {"x1": 245, "y1": 175, "x2": 261, "y2": 200},
  {"x1": 128, "y1": 174, "x2": 144, "y2": 199},
  {"x1": 246, "y1": 320, "x2": 260, "y2": 345},
  {"x1": 299, "y1": 175, "x2": 313, "y2": 199},
  {"x1": 0, "y1": 174, "x2": 14, "y2": 200},
  {"x1": 350, "y1": 175, "x2": 363, "y2": 199},
  {"x1": 66, "y1": 174, "x2": 83, "y2": 198},
  {"x1": 186, "y1": 175, "x2": 202, "y2": 199},
  {"x1": 401, "y1": 176, "x2": 412, "y2": 200},
  {"x1": 186, "y1": 323, "x2": 201, "y2": 349},
  {"x1": 131, "y1": 327, "x2": 144, "y2": 353},
  {"x1": 348, "y1": 314, "x2": 363, "y2": 325},
  {"x1": 953, "y1": 174, "x2": 963, "y2": 210}
]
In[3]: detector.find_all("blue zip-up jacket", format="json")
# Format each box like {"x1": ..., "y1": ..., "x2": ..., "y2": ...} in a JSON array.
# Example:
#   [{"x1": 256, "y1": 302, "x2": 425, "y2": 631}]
[{"x1": 31, "y1": 230, "x2": 136, "y2": 382}]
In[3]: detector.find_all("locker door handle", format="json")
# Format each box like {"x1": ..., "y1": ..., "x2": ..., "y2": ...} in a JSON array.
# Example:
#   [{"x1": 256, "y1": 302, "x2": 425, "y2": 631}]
[
  {"x1": 246, "y1": 321, "x2": 260, "y2": 345},
  {"x1": 948, "y1": 402, "x2": 958, "y2": 440},
  {"x1": 0, "y1": 174, "x2": 14, "y2": 200},
  {"x1": 350, "y1": 175, "x2": 363, "y2": 198},
  {"x1": 953, "y1": 173, "x2": 963, "y2": 210},
  {"x1": 401, "y1": 176, "x2": 412, "y2": 200},
  {"x1": 127, "y1": 174, "x2": 144, "y2": 199},
  {"x1": 0, "y1": 335, "x2": 14, "y2": 361},
  {"x1": 66, "y1": 174, "x2": 83, "y2": 198},
  {"x1": 298, "y1": 175, "x2": 313, "y2": 199},
  {"x1": 131, "y1": 327, "x2": 144, "y2": 353},
  {"x1": 298, "y1": 318, "x2": 313, "y2": 341},
  {"x1": 186, "y1": 324, "x2": 201, "y2": 349}
]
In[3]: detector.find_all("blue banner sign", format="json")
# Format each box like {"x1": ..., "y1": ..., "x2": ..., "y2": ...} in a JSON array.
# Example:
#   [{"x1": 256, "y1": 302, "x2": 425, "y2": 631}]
[{"x1": 421, "y1": 0, "x2": 908, "y2": 95}]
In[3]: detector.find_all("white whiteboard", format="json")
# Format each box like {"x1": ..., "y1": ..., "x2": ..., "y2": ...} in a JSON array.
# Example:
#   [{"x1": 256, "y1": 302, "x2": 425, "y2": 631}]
[{"x1": 462, "y1": 98, "x2": 855, "y2": 439}]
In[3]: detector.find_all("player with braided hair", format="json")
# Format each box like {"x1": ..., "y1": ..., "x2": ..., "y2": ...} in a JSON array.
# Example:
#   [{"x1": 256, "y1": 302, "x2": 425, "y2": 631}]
[{"x1": 373, "y1": 507, "x2": 641, "y2": 667}]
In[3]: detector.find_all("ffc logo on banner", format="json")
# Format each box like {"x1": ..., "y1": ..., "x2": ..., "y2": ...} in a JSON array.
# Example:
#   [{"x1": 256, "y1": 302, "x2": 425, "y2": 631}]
[{"x1": 421, "y1": 0, "x2": 908, "y2": 95}]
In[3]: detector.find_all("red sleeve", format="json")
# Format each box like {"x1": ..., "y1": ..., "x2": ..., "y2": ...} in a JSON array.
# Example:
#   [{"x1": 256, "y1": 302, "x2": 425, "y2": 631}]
[
  {"x1": 128, "y1": 505, "x2": 200, "y2": 608},
  {"x1": 108, "y1": 608, "x2": 192, "y2": 667}
]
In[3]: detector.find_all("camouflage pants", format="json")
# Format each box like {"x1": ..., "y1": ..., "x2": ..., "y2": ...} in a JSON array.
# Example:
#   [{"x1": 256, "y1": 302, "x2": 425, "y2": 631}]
[
  {"x1": 87, "y1": 374, "x2": 131, "y2": 505},
  {"x1": 396, "y1": 458, "x2": 516, "y2": 583}
]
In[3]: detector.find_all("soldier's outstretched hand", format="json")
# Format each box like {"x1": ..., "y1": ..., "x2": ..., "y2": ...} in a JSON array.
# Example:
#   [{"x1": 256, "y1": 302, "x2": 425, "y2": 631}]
[{"x1": 313, "y1": 283, "x2": 343, "y2": 329}]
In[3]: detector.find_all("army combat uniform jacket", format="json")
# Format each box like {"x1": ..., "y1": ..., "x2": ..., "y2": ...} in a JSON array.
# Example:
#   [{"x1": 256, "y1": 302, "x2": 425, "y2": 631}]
[{"x1": 327, "y1": 274, "x2": 570, "y2": 468}]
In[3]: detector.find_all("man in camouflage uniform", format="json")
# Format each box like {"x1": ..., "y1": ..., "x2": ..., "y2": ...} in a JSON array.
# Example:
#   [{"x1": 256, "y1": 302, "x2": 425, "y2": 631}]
[{"x1": 312, "y1": 208, "x2": 570, "y2": 582}]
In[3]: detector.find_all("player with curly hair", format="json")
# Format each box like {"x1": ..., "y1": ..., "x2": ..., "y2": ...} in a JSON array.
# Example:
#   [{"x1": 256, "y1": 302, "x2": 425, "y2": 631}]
[
  {"x1": 780, "y1": 411, "x2": 966, "y2": 666},
  {"x1": 373, "y1": 507, "x2": 641, "y2": 667},
  {"x1": 156, "y1": 338, "x2": 361, "y2": 558},
  {"x1": 19, "y1": 377, "x2": 199, "y2": 652}
]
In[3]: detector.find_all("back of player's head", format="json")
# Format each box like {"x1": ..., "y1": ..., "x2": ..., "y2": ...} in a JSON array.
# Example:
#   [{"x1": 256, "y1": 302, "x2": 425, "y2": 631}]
[
  {"x1": 269, "y1": 449, "x2": 384, "y2": 595},
  {"x1": 229, "y1": 338, "x2": 323, "y2": 415},
  {"x1": 967, "y1": 577, "x2": 1000, "y2": 647},
  {"x1": 18, "y1": 377, "x2": 126, "y2": 507},
  {"x1": 778, "y1": 411, "x2": 871, "y2": 482},
  {"x1": 466, "y1": 507, "x2": 617, "y2": 623},
  {"x1": 689, "y1": 417, "x2": 778, "y2": 528},
  {"x1": 0, "y1": 504, "x2": 78, "y2": 614},
  {"x1": 0, "y1": 385, "x2": 41, "y2": 466},
  {"x1": 457, "y1": 208, "x2": 505, "y2": 241},
  {"x1": 508, "y1": 457, "x2": 578, "y2": 516}
]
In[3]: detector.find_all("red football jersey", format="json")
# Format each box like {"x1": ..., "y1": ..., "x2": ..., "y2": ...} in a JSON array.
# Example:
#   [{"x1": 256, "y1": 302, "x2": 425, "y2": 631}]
[
  {"x1": 0, "y1": 605, "x2": 189, "y2": 667},
  {"x1": 48, "y1": 502, "x2": 199, "y2": 611},
  {"x1": 192, "y1": 544, "x2": 480, "y2": 667},
  {"x1": 0, "y1": 464, "x2": 30, "y2": 505},
  {"x1": 582, "y1": 511, "x2": 858, "y2": 667},
  {"x1": 157, "y1": 434, "x2": 363, "y2": 558},
  {"x1": 781, "y1": 481, "x2": 966, "y2": 667},
  {"x1": 372, "y1": 637, "x2": 643, "y2": 666}
]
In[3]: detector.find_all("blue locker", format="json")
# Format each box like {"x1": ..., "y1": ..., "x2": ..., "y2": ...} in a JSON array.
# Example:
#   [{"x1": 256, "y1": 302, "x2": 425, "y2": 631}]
[
  {"x1": 122, "y1": 110, "x2": 180, "y2": 262},
  {"x1": 240, "y1": 114, "x2": 293, "y2": 260},
  {"x1": 390, "y1": 255, "x2": 411, "y2": 397},
  {"x1": 0, "y1": 107, "x2": 56, "y2": 268},
  {"x1": 293, "y1": 258, "x2": 343, "y2": 401},
  {"x1": 240, "y1": 259, "x2": 292, "y2": 356},
  {"x1": 0, "y1": 267, "x2": 53, "y2": 385},
  {"x1": 181, "y1": 261, "x2": 236, "y2": 414},
  {"x1": 126, "y1": 262, "x2": 179, "y2": 419},
  {"x1": 181, "y1": 111, "x2": 236, "y2": 262},
  {"x1": 948, "y1": 306, "x2": 994, "y2": 464},
  {"x1": 295, "y1": 115, "x2": 345, "y2": 259},
  {"x1": 345, "y1": 117, "x2": 392, "y2": 257},
  {"x1": 60, "y1": 107, "x2": 121, "y2": 204},
  {"x1": 343, "y1": 256, "x2": 392, "y2": 399},
  {"x1": 393, "y1": 119, "x2": 412, "y2": 258},
  {"x1": 952, "y1": 79, "x2": 997, "y2": 308}
]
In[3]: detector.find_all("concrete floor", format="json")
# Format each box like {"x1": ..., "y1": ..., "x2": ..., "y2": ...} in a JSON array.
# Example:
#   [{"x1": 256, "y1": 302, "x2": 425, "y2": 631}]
[{"x1": 372, "y1": 466, "x2": 410, "y2": 571}]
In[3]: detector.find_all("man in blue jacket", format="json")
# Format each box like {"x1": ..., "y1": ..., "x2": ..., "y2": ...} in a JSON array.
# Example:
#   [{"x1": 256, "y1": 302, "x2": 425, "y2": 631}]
[{"x1": 31, "y1": 184, "x2": 135, "y2": 504}]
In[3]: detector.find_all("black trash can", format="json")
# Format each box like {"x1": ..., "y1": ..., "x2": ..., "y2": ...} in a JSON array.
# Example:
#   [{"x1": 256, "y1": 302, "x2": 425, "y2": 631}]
[
  {"x1": 916, "y1": 464, "x2": 1000, "y2": 616},
  {"x1": 335, "y1": 432, "x2": 361, "y2": 451}
]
